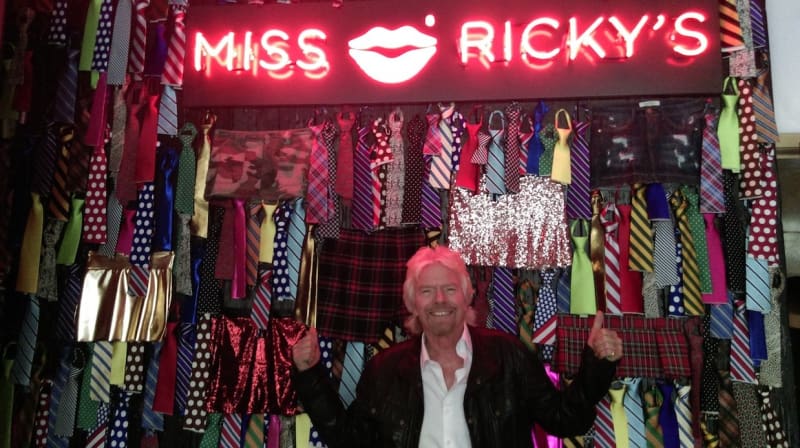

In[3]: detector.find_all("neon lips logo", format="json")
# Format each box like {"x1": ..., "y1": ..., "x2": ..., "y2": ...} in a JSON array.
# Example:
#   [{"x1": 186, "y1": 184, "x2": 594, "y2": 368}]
[{"x1": 348, "y1": 25, "x2": 438, "y2": 84}]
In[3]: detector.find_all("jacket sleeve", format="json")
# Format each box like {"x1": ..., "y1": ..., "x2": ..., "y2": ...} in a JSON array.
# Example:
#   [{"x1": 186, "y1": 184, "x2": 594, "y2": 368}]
[
  {"x1": 522, "y1": 345, "x2": 617, "y2": 437},
  {"x1": 293, "y1": 362, "x2": 382, "y2": 448}
]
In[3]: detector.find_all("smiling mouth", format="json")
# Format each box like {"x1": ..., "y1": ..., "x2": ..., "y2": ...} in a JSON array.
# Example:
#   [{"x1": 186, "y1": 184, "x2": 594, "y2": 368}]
[{"x1": 348, "y1": 25, "x2": 437, "y2": 84}]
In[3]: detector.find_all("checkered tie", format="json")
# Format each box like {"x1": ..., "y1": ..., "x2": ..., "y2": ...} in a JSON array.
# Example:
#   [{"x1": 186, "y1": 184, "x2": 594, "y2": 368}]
[
  {"x1": 745, "y1": 255, "x2": 771, "y2": 312},
  {"x1": 504, "y1": 103, "x2": 522, "y2": 193},
  {"x1": 700, "y1": 114, "x2": 726, "y2": 214},
  {"x1": 141, "y1": 342, "x2": 164, "y2": 431},
  {"x1": 307, "y1": 123, "x2": 330, "y2": 224}
]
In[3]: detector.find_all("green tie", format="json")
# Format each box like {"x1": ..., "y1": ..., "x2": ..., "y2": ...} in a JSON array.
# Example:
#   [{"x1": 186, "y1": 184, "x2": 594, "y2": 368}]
[
  {"x1": 79, "y1": 0, "x2": 103, "y2": 87},
  {"x1": 16, "y1": 192, "x2": 44, "y2": 293},
  {"x1": 644, "y1": 385, "x2": 664, "y2": 448},
  {"x1": 570, "y1": 219, "x2": 597, "y2": 315},
  {"x1": 56, "y1": 197, "x2": 85, "y2": 265},
  {"x1": 198, "y1": 414, "x2": 223, "y2": 448},
  {"x1": 77, "y1": 348, "x2": 99, "y2": 430},
  {"x1": 245, "y1": 414, "x2": 265, "y2": 448},
  {"x1": 718, "y1": 77, "x2": 741, "y2": 172}
]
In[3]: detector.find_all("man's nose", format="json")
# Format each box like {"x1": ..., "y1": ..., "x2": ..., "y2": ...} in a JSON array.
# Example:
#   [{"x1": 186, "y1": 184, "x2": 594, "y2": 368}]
[{"x1": 434, "y1": 288, "x2": 447, "y2": 302}]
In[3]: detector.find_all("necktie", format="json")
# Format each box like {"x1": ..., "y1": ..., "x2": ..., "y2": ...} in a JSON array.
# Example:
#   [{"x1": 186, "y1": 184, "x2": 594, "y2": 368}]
[
  {"x1": 718, "y1": 77, "x2": 741, "y2": 172},
  {"x1": 251, "y1": 267, "x2": 272, "y2": 330},
  {"x1": 429, "y1": 103, "x2": 455, "y2": 190},
  {"x1": 128, "y1": 183, "x2": 155, "y2": 297},
  {"x1": 456, "y1": 121, "x2": 481, "y2": 192},
  {"x1": 162, "y1": 4, "x2": 187, "y2": 86},
  {"x1": 183, "y1": 314, "x2": 213, "y2": 432},
  {"x1": 49, "y1": 125, "x2": 75, "y2": 221},
  {"x1": 90, "y1": 0, "x2": 115, "y2": 72},
  {"x1": 538, "y1": 124, "x2": 557, "y2": 177},
  {"x1": 53, "y1": 359, "x2": 82, "y2": 437},
  {"x1": 317, "y1": 121, "x2": 341, "y2": 238},
  {"x1": 32, "y1": 379, "x2": 52, "y2": 447},
  {"x1": 749, "y1": 0, "x2": 768, "y2": 47},
  {"x1": 16, "y1": 193, "x2": 44, "y2": 293},
  {"x1": 489, "y1": 267, "x2": 516, "y2": 334},
  {"x1": 657, "y1": 383, "x2": 679, "y2": 448},
  {"x1": 532, "y1": 270, "x2": 557, "y2": 360},
  {"x1": 516, "y1": 272, "x2": 536, "y2": 352},
  {"x1": 718, "y1": 368, "x2": 741, "y2": 446},
  {"x1": 680, "y1": 188, "x2": 712, "y2": 296},
  {"x1": 231, "y1": 199, "x2": 248, "y2": 299},
  {"x1": 700, "y1": 114, "x2": 726, "y2": 214},
  {"x1": 245, "y1": 414, "x2": 265, "y2": 447},
  {"x1": 37, "y1": 220, "x2": 63, "y2": 300},
  {"x1": 700, "y1": 317, "x2": 721, "y2": 415},
  {"x1": 142, "y1": 342, "x2": 164, "y2": 431},
  {"x1": 420, "y1": 171, "x2": 442, "y2": 229},
  {"x1": 752, "y1": 70, "x2": 779, "y2": 144},
  {"x1": 402, "y1": 114, "x2": 426, "y2": 224},
  {"x1": 666, "y1": 226, "x2": 686, "y2": 317},
  {"x1": 47, "y1": 0, "x2": 69, "y2": 46},
  {"x1": 629, "y1": 183, "x2": 655, "y2": 272},
  {"x1": 486, "y1": 110, "x2": 506, "y2": 194},
  {"x1": 259, "y1": 203, "x2": 277, "y2": 263},
  {"x1": 567, "y1": 121, "x2": 591, "y2": 219},
  {"x1": 731, "y1": 298, "x2": 756, "y2": 383},
  {"x1": 129, "y1": 0, "x2": 150, "y2": 77},
  {"x1": 221, "y1": 414, "x2": 244, "y2": 448},
  {"x1": 747, "y1": 308, "x2": 767, "y2": 366},
  {"x1": 737, "y1": 79, "x2": 765, "y2": 200},
  {"x1": 747, "y1": 144, "x2": 780, "y2": 265},
  {"x1": 623, "y1": 378, "x2": 647, "y2": 447},
  {"x1": 335, "y1": 111, "x2": 355, "y2": 206},
  {"x1": 108, "y1": 84, "x2": 128, "y2": 176},
  {"x1": 504, "y1": 103, "x2": 522, "y2": 193},
  {"x1": 57, "y1": 264, "x2": 82, "y2": 341},
  {"x1": 246, "y1": 203, "x2": 264, "y2": 287},
  {"x1": 175, "y1": 322, "x2": 195, "y2": 415},
  {"x1": 719, "y1": 0, "x2": 744, "y2": 50},
  {"x1": 174, "y1": 214, "x2": 193, "y2": 295},
  {"x1": 570, "y1": 219, "x2": 597, "y2": 315},
  {"x1": 339, "y1": 341, "x2": 365, "y2": 407},
  {"x1": 199, "y1": 413, "x2": 223, "y2": 446},
  {"x1": 653, "y1": 219, "x2": 680, "y2": 288},
  {"x1": 97, "y1": 197, "x2": 123, "y2": 257},
  {"x1": 83, "y1": 144, "x2": 109, "y2": 244},
  {"x1": 609, "y1": 386, "x2": 631, "y2": 448},
  {"x1": 107, "y1": 0, "x2": 132, "y2": 85},
  {"x1": 287, "y1": 199, "x2": 306, "y2": 300},
  {"x1": 175, "y1": 123, "x2": 197, "y2": 213},
  {"x1": 422, "y1": 112, "x2": 442, "y2": 156},
  {"x1": 271, "y1": 203, "x2": 292, "y2": 300},
  {"x1": 108, "y1": 389, "x2": 131, "y2": 447},
  {"x1": 190, "y1": 114, "x2": 214, "y2": 238},
  {"x1": 674, "y1": 384, "x2": 694, "y2": 448},
  {"x1": 758, "y1": 385, "x2": 789, "y2": 447},
  {"x1": 470, "y1": 130, "x2": 490, "y2": 165},
  {"x1": 594, "y1": 394, "x2": 616, "y2": 448},
  {"x1": 79, "y1": 0, "x2": 103, "y2": 73},
  {"x1": 550, "y1": 109, "x2": 572, "y2": 185},
  {"x1": 644, "y1": 385, "x2": 665, "y2": 448},
  {"x1": 306, "y1": 123, "x2": 330, "y2": 224},
  {"x1": 722, "y1": 171, "x2": 747, "y2": 294},
  {"x1": 732, "y1": 382, "x2": 766, "y2": 447},
  {"x1": 352, "y1": 124, "x2": 373, "y2": 231},
  {"x1": 601, "y1": 203, "x2": 622, "y2": 315},
  {"x1": 10, "y1": 296, "x2": 39, "y2": 386},
  {"x1": 670, "y1": 190, "x2": 703, "y2": 315},
  {"x1": 710, "y1": 300, "x2": 734, "y2": 339},
  {"x1": 590, "y1": 192, "x2": 606, "y2": 309},
  {"x1": 133, "y1": 82, "x2": 160, "y2": 183},
  {"x1": 85, "y1": 402, "x2": 109, "y2": 448},
  {"x1": 556, "y1": 268, "x2": 572, "y2": 314},
  {"x1": 527, "y1": 101, "x2": 549, "y2": 174},
  {"x1": 385, "y1": 109, "x2": 406, "y2": 227},
  {"x1": 153, "y1": 322, "x2": 178, "y2": 414},
  {"x1": 90, "y1": 342, "x2": 112, "y2": 403},
  {"x1": 55, "y1": 197, "x2": 84, "y2": 265},
  {"x1": 745, "y1": 255, "x2": 771, "y2": 312},
  {"x1": 157, "y1": 85, "x2": 178, "y2": 136},
  {"x1": 615, "y1": 205, "x2": 644, "y2": 313}
]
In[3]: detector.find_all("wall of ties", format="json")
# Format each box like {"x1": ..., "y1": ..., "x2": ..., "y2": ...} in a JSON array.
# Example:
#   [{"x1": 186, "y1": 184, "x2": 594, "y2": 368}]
[{"x1": 0, "y1": 0, "x2": 796, "y2": 448}]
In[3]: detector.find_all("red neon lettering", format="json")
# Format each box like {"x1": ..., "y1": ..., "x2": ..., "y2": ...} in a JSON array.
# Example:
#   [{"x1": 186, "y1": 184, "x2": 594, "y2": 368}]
[
  {"x1": 672, "y1": 12, "x2": 708, "y2": 56},
  {"x1": 608, "y1": 15, "x2": 649, "y2": 58},
  {"x1": 259, "y1": 30, "x2": 291, "y2": 71},
  {"x1": 568, "y1": 17, "x2": 606, "y2": 60},
  {"x1": 460, "y1": 21, "x2": 495, "y2": 65},
  {"x1": 194, "y1": 32, "x2": 235, "y2": 72},
  {"x1": 297, "y1": 29, "x2": 329, "y2": 78},
  {"x1": 520, "y1": 17, "x2": 560, "y2": 60},
  {"x1": 503, "y1": 21, "x2": 513, "y2": 63}
]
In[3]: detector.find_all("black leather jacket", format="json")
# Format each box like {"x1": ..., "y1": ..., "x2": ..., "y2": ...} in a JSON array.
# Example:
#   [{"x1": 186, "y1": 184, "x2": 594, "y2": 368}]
[{"x1": 294, "y1": 325, "x2": 616, "y2": 448}]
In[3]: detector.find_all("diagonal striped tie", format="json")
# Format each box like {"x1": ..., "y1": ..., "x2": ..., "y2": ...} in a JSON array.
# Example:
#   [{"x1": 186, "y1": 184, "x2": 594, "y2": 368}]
[
  {"x1": 718, "y1": 369, "x2": 741, "y2": 446},
  {"x1": 593, "y1": 394, "x2": 616, "y2": 448},
  {"x1": 97, "y1": 197, "x2": 123, "y2": 257},
  {"x1": 245, "y1": 413, "x2": 265, "y2": 447},
  {"x1": 749, "y1": 0, "x2": 768, "y2": 47},
  {"x1": 429, "y1": 103, "x2": 455, "y2": 190},
  {"x1": 339, "y1": 341, "x2": 365, "y2": 407},
  {"x1": 352, "y1": 124, "x2": 374, "y2": 231},
  {"x1": 175, "y1": 322, "x2": 196, "y2": 416},
  {"x1": 719, "y1": 0, "x2": 744, "y2": 50},
  {"x1": 629, "y1": 183, "x2": 654, "y2": 272},
  {"x1": 251, "y1": 267, "x2": 272, "y2": 329},
  {"x1": 11, "y1": 296, "x2": 39, "y2": 386},
  {"x1": 730, "y1": 298, "x2": 756, "y2": 383},
  {"x1": 287, "y1": 199, "x2": 306, "y2": 300},
  {"x1": 307, "y1": 122, "x2": 331, "y2": 224},
  {"x1": 671, "y1": 190, "x2": 703, "y2": 315},
  {"x1": 32, "y1": 122, "x2": 59, "y2": 197},
  {"x1": 623, "y1": 378, "x2": 647, "y2": 447},
  {"x1": 710, "y1": 301, "x2": 734, "y2": 339},
  {"x1": 90, "y1": 342, "x2": 113, "y2": 403},
  {"x1": 162, "y1": 4, "x2": 187, "y2": 87},
  {"x1": 490, "y1": 267, "x2": 517, "y2": 334},
  {"x1": 675, "y1": 384, "x2": 694, "y2": 448},
  {"x1": 129, "y1": 0, "x2": 150, "y2": 77},
  {"x1": 157, "y1": 85, "x2": 179, "y2": 136},
  {"x1": 220, "y1": 413, "x2": 243, "y2": 448},
  {"x1": 486, "y1": 111, "x2": 506, "y2": 195},
  {"x1": 246, "y1": 203, "x2": 264, "y2": 287},
  {"x1": 643, "y1": 385, "x2": 664, "y2": 448},
  {"x1": 601, "y1": 203, "x2": 622, "y2": 315},
  {"x1": 142, "y1": 342, "x2": 164, "y2": 431},
  {"x1": 53, "y1": 50, "x2": 79, "y2": 124},
  {"x1": 49, "y1": 125, "x2": 75, "y2": 221},
  {"x1": 566, "y1": 121, "x2": 592, "y2": 220},
  {"x1": 106, "y1": 0, "x2": 132, "y2": 85},
  {"x1": 745, "y1": 255, "x2": 771, "y2": 312},
  {"x1": 47, "y1": 348, "x2": 72, "y2": 447},
  {"x1": 56, "y1": 264, "x2": 82, "y2": 341},
  {"x1": 503, "y1": 103, "x2": 522, "y2": 193},
  {"x1": 556, "y1": 268, "x2": 572, "y2": 314},
  {"x1": 752, "y1": 70, "x2": 780, "y2": 144}
]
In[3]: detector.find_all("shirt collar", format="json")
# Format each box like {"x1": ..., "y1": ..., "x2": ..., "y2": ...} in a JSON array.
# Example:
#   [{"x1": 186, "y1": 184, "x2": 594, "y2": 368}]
[{"x1": 420, "y1": 324, "x2": 473, "y2": 370}]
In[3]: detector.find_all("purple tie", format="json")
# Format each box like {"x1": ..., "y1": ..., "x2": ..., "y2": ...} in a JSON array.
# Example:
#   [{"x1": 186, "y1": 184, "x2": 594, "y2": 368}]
[{"x1": 566, "y1": 120, "x2": 591, "y2": 220}]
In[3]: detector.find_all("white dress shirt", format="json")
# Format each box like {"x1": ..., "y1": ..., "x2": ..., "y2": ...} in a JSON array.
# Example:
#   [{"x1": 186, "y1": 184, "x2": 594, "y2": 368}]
[{"x1": 418, "y1": 325, "x2": 473, "y2": 448}]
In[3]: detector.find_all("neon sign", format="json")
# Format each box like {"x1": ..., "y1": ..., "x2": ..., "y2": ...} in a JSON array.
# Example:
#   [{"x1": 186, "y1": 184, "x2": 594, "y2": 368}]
[{"x1": 183, "y1": 0, "x2": 721, "y2": 106}]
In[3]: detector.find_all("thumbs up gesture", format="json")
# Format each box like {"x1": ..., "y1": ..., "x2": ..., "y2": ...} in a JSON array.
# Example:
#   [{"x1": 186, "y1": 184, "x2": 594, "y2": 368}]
[
  {"x1": 587, "y1": 311, "x2": 623, "y2": 362},
  {"x1": 292, "y1": 327, "x2": 321, "y2": 372}
]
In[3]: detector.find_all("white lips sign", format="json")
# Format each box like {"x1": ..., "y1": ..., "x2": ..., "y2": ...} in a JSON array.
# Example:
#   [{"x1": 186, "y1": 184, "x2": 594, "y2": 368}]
[{"x1": 347, "y1": 26, "x2": 438, "y2": 84}]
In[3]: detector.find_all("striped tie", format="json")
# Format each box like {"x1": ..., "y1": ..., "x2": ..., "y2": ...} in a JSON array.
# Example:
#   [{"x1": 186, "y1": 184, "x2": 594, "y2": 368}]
[
  {"x1": 675, "y1": 384, "x2": 694, "y2": 448},
  {"x1": 307, "y1": 123, "x2": 330, "y2": 224},
  {"x1": 710, "y1": 301, "x2": 734, "y2": 339},
  {"x1": 429, "y1": 103, "x2": 455, "y2": 190},
  {"x1": 629, "y1": 183, "x2": 654, "y2": 272},
  {"x1": 730, "y1": 298, "x2": 756, "y2": 383},
  {"x1": 420, "y1": 173, "x2": 442, "y2": 229},
  {"x1": 251, "y1": 267, "x2": 272, "y2": 329},
  {"x1": 129, "y1": 0, "x2": 150, "y2": 76},
  {"x1": 245, "y1": 414, "x2": 265, "y2": 447},
  {"x1": 719, "y1": 0, "x2": 744, "y2": 50},
  {"x1": 503, "y1": 103, "x2": 522, "y2": 194},
  {"x1": 157, "y1": 85, "x2": 178, "y2": 136},
  {"x1": 671, "y1": 190, "x2": 703, "y2": 315},
  {"x1": 142, "y1": 342, "x2": 164, "y2": 431},
  {"x1": 532, "y1": 270, "x2": 557, "y2": 360},
  {"x1": 49, "y1": 125, "x2": 75, "y2": 221},
  {"x1": 11, "y1": 296, "x2": 39, "y2": 386},
  {"x1": 287, "y1": 199, "x2": 306, "y2": 300},
  {"x1": 56, "y1": 264, "x2": 82, "y2": 341},
  {"x1": 53, "y1": 361, "x2": 82, "y2": 437},
  {"x1": 85, "y1": 402, "x2": 110, "y2": 448},
  {"x1": 175, "y1": 322, "x2": 196, "y2": 415},
  {"x1": 47, "y1": 349, "x2": 71, "y2": 447},
  {"x1": 106, "y1": 0, "x2": 132, "y2": 85},
  {"x1": 601, "y1": 203, "x2": 622, "y2": 315},
  {"x1": 352, "y1": 125, "x2": 373, "y2": 231},
  {"x1": 566, "y1": 121, "x2": 591, "y2": 220},
  {"x1": 162, "y1": 5, "x2": 187, "y2": 87},
  {"x1": 90, "y1": 342, "x2": 113, "y2": 403},
  {"x1": 749, "y1": 0, "x2": 768, "y2": 47},
  {"x1": 700, "y1": 114, "x2": 726, "y2": 214},
  {"x1": 486, "y1": 111, "x2": 506, "y2": 195},
  {"x1": 752, "y1": 71, "x2": 780, "y2": 144},
  {"x1": 623, "y1": 378, "x2": 647, "y2": 447},
  {"x1": 745, "y1": 255, "x2": 771, "y2": 312},
  {"x1": 97, "y1": 197, "x2": 123, "y2": 257},
  {"x1": 593, "y1": 395, "x2": 616, "y2": 448},
  {"x1": 490, "y1": 267, "x2": 517, "y2": 334},
  {"x1": 53, "y1": 50, "x2": 78, "y2": 124},
  {"x1": 422, "y1": 112, "x2": 442, "y2": 156},
  {"x1": 718, "y1": 369, "x2": 741, "y2": 446},
  {"x1": 339, "y1": 341, "x2": 365, "y2": 407},
  {"x1": 246, "y1": 203, "x2": 263, "y2": 287},
  {"x1": 556, "y1": 268, "x2": 572, "y2": 314},
  {"x1": 644, "y1": 385, "x2": 664, "y2": 448}
]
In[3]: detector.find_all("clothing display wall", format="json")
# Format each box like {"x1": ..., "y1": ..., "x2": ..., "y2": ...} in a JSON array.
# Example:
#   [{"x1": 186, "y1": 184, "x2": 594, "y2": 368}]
[{"x1": 0, "y1": 0, "x2": 796, "y2": 447}]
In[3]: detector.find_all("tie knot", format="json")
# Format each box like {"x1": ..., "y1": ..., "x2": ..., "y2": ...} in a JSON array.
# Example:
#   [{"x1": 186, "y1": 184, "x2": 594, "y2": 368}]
[{"x1": 609, "y1": 386, "x2": 627, "y2": 403}]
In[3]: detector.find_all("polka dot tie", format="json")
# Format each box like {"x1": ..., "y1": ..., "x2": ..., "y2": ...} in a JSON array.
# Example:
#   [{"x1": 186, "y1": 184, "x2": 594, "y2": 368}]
[
  {"x1": 123, "y1": 343, "x2": 145, "y2": 393},
  {"x1": 83, "y1": 144, "x2": 109, "y2": 244},
  {"x1": 90, "y1": 0, "x2": 115, "y2": 71},
  {"x1": 271, "y1": 203, "x2": 293, "y2": 301},
  {"x1": 109, "y1": 389, "x2": 131, "y2": 447},
  {"x1": 47, "y1": 1, "x2": 69, "y2": 46},
  {"x1": 128, "y1": 183, "x2": 155, "y2": 297},
  {"x1": 737, "y1": 79, "x2": 765, "y2": 200},
  {"x1": 32, "y1": 380, "x2": 52, "y2": 448},
  {"x1": 668, "y1": 226, "x2": 686, "y2": 317},
  {"x1": 402, "y1": 115, "x2": 426, "y2": 225},
  {"x1": 183, "y1": 314, "x2": 213, "y2": 432},
  {"x1": 747, "y1": 144, "x2": 780, "y2": 265},
  {"x1": 758, "y1": 384, "x2": 789, "y2": 447}
]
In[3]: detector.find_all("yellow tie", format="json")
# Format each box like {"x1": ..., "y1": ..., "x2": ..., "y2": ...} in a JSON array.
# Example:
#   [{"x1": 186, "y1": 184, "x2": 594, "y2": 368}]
[
  {"x1": 609, "y1": 385, "x2": 631, "y2": 448},
  {"x1": 259, "y1": 203, "x2": 277, "y2": 263},
  {"x1": 190, "y1": 115, "x2": 215, "y2": 238},
  {"x1": 550, "y1": 109, "x2": 572, "y2": 184},
  {"x1": 109, "y1": 342, "x2": 127, "y2": 385},
  {"x1": 16, "y1": 193, "x2": 44, "y2": 293},
  {"x1": 294, "y1": 413, "x2": 312, "y2": 447}
]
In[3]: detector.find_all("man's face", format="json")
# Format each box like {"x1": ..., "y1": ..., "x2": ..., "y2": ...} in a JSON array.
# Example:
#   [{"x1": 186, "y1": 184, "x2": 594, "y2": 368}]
[{"x1": 412, "y1": 262, "x2": 468, "y2": 338}]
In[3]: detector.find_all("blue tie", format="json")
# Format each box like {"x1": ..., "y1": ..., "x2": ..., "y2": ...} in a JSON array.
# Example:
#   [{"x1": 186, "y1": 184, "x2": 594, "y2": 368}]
[
  {"x1": 141, "y1": 342, "x2": 164, "y2": 431},
  {"x1": 339, "y1": 341, "x2": 365, "y2": 407},
  {"x1": 623, "y1": 378, "x2": 647, "y2": 447},
  {"x1": 657, "y1": 382, "x2": 679, "y2": 448},
  {"x1": 490, "y1": 267, "x2": 517, "y2": 335},
  {"x1": 526, "y1": 101, "x2": 549, "y2": 174},
  {"x1": 287, "y1": 199, "x2": 307, "y2": 300},
  {"x1": 556, "y1": 268, "x2": 572, "y2": 314},
  {"x1": 486, "y1": 111, "x2": 506, "y2": 195}
]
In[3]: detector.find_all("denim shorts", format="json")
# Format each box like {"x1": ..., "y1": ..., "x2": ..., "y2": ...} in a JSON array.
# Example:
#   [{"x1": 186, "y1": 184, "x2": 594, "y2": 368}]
[{"x1": 589, "y1": 98, "x2": 706, "y2": 188}]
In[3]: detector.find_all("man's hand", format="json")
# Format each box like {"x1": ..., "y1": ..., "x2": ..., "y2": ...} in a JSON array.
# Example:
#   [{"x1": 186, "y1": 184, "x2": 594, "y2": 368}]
[
  {"x1": 292, "y1": 327, "x2": 321, "y2": 372},
  {"x1": 587, "y1": 310, "x2": 623, "y2": 362}
]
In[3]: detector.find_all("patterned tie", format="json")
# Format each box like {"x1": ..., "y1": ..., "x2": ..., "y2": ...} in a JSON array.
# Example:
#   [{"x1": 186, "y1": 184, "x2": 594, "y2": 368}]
[
  {"x1": 601, "y1": 203, "x2": 622, "y2": 315},
  {"x1": 307, "y1": 123, "x2": 330, "y2": 224},
  {"x1": 748, "y1": 0, "x2": 768, "y2": 47},
  {"x1": 429, "y1": 103, "x2": 455, "y2": 190},
  {"x1": 244, "y1": 203, "x2": 264, "y2": 288},
  {"x1": 718, "y1": 369, "x2": 741, "y2": 446},
  {"x1": 666, "y1": 227, "x2": 686, "y2": 317},
  {"x1": 85, "y1": 401, "x2": 110, "y2": 448},
  {"x1": 570, "y1": 220, "x2": 596, "y2": 315},
  {"x1": 629, "y1": 183, "x2": 654, "y2": 272},
  {"x1": 402, "y1": 114, "x2": 426, "y2": 225},
  {"x1": 675, "y1": 384, "x2": 694, "y2": 448},
  {"x1": 157, "y1": 85, "x2": 178, "y2": 136},
  {"x1": 757, "y1": 385, "x2": 788, "y2": 447},
  {"x1": 90, "y1": 0, "x2": 115, "y2": 72},
  {"x1": 503, "y1": 103, "x2": 522, "y2": 193},
  {"x1": 352, "y1": 124, "x2": 373, "y2": 231},
  {"x1": 644, "y1": 385, "x2": 665, "y2": 448},
  {"x1": 11, "y1": 296, "x2": 39, "y2": 386},
  {"x1": 32, "y1": 379, "x2": 52, "y2": 447},
  {"x1": 670, "y1": 190, "x2": 703, "y2": 315},
  {"x1": 245, "y1": 414, "x2": 265, "y2": 448},
  {"x1": 162, "y1": 4, "x2": 187, "y2": 86},
  {"x1": 594, "y1": 394, "x2": 616, "y2": 448},
  {"x1": 700, "y1": 114, "x2": 726, "y2": 214},
  {"x1": 142, "y1": 342, "x2": 164, "y2": 431},
  {"x1": 748, "y1": 144, "x2": 780, "y2": 265},
  {"x1": 486, "y1": 110, "x2": 506, "y2": 195},
  {"x1": 107, "y1": 0, "x2": 132, "y2": 84},
  {"x1": 79, "y1": 0, "x2": 103, "y2": 72},
  {"x1": 490, "y1": 267, "x2": 517, "y2": 334},
  {"x1": 108, "y1": 85, "x2": 127, "y2": 175},
  {"x1": 516, "y1": 272, "x2": 536, "y2": 352},
  {"x1": 718, "y1": 77, "x2": 740, "y2": 172},
  {"x1": 745, "y1": 255, "x2": 771, "y2": 312},
  {"x1": 609, "y1": 386, "x2": 630, "y2": 448},
  {"x1": 623, "y1": 378, "x2": 647, "y2": 447},
  {"x1": 47, "y1": 0, "x2": 69, "y2": 46},
  {"x1": 128, "y1": 183, "x2": 155, "y2": 297},
  {"x1": 37, "y1": 220, "x2": 64, "y2": 301},
  {"x1": 722, "y1": 171, "x2": 746, "y2": 294},
  {"x1": 83, "y1": 144, "x2": 109, "y2": 244},
  {"x1": 567, "y1": 121, "x2": 591, "y2": 219},
  {"x1": 656, "y1": 383, "x2": 679, "y2": 448},
  {"x1": 682, "y1": 188, "x2": 711, "y2": 294},
  {"x1": 108, "y1": 389, "x2": 131, "y2": 447},
  {"x1": 175, "y1": 322, "x2": 196, "y2": 415},
  {"x1": 49, "y1": 125, "x2": 75, "y2": 221},
  {"x1": 556, "y1": 268, "x2": 572, "y2": 314},
  {"x1": 420, "y1": 174, "x2": 442, "y2": 229},
  {"x1": 90, "y1": 342, "x2": 112, "y2": 403},
  {"x1": 53, "y1": 48, "x2": 78, "y2": 124},
  {"x1": 339, "y1": 341, "x2": 365, "y2": 407},
  {"x1": 317, "y1": 120, "x2": 341, "y2": 238},
  {"x1": 183, "y1": 314, "x2": 213, "y2": 432},
  {"x1": 710, "y1": 301, "x2": 734, "y2": 340},
  {"x1": 752, "y1": 70, "x2": 779, "y2": 144},
  {"x1": 385, "y1": 109, "x2": 406, "y2": 227},
  {"x1": 527, "y1": 101, "x2": 549, "y2": 174},
  {"x1": 719, "y1": 0, "x2": 744, "y2": 50},
  {"x1": 731, "y1": 298, "x2": 756, "y2": 383},
  {"x1": 532, "y1": 270, "x2": 557, "y2": 360},
  {"x1": 57, "y1": 264, "x2": 82, "y2": 341},
  {"x1": 737, "y1": 79, "x2": 764, "y2": 200},
  {"x1": 271, "y1": 202, "x2": 292, "y2": 301},
  {"x1": 286, "y1": 199, "x2": 306, "y2": 300},
  {"x1": 129, "y1": 0, "x2": 150, "y2": 76}
]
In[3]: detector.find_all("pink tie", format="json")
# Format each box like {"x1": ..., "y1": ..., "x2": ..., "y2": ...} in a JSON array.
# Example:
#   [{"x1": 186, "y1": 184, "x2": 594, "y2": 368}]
[
  {"x1": 84, "y1": 73, "x2": 109, "y2": 148},
  {"x1": 455, "y1": 122, "x2": 482, "y2": 192},
  {"x1": 161, "y1": 5, "x2": 186, "y2": 87},
  {"x1": 129, "y1": 0, "x2": 150, "y2": 77},
  {"x1": 231, "y1": 199, "x2": 247, "y2": 299},
  {"x1": 702, "y1": 214, "x2": 728, "y2": 304}
]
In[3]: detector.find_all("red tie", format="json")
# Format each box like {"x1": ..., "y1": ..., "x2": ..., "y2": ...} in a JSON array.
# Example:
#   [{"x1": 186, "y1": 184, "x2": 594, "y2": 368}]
[{"x1": 161, "y1": 5, "x2": 186, "y2": 87}]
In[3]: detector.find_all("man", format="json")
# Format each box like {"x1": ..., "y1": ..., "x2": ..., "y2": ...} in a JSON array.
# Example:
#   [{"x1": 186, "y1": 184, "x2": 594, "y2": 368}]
[{"x1": 292, "y1": 245, "x2": 623, "y2": 447}]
